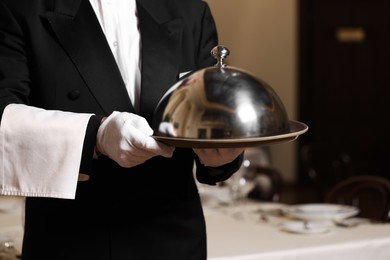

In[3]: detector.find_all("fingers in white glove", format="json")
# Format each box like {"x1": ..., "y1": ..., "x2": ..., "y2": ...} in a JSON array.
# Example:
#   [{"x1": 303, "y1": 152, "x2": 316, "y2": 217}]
[{"x1": 97, "y1": 111, "x2": 174, "y2": 168}]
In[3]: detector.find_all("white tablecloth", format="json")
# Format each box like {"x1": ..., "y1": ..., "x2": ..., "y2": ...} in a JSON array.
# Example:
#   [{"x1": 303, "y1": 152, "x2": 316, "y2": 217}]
[
  {"x1": 205, "y1": 202, "x2": 390, "y2": 260},
  {"x1": 0, "y1": 196, "x2": 24, "y2": 254},
  {"x1": 2, "y1": 196, "x2": 390, "y2": 260}
]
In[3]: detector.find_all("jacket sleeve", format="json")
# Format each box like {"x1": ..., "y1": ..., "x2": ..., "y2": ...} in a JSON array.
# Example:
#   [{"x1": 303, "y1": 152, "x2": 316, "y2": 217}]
[
  {"x1": 195, "y1": 1, "x2": 219, "y2": 69},
  {"x1": 79, "y1": 115, "x2": 104, "y2": 174},
  {"x1": 195, "y1": 152, "x2": 244, "y2": 185},
  {"x1": 0, "y1": 1, "x2": 98, "y2": 199},
  {"x1": 0, "y1": 0, "x2": 29, "y2": 114}
]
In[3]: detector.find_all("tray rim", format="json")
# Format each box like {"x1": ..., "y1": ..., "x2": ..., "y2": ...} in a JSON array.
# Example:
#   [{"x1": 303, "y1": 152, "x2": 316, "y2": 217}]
[{"x1": 152, "y1": 120, "x2": 308, "y2": 148}]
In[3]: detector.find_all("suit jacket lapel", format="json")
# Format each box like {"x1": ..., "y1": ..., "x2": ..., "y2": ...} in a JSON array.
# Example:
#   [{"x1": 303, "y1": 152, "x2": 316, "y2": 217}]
[
  {"x1": 136, "y1": 1, "x2": 184, "y2": 122},
  {"x1": 44, "y1": 0, "x2": 184, "y2": 119},
  {"x1": 45, "y1": 0, "x2": 134, "y2": 115}
]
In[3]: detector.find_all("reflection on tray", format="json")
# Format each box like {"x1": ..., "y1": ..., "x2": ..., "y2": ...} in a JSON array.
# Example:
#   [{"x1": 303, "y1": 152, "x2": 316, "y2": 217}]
[{"x1": 153, "y1": 120, "x2": 308, "y2": 148}]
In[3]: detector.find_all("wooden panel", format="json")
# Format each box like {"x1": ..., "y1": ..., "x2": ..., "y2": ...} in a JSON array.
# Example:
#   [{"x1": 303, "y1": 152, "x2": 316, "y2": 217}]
[{"x1": 298, "y1": 0, "x2": 390, "y2": 180}]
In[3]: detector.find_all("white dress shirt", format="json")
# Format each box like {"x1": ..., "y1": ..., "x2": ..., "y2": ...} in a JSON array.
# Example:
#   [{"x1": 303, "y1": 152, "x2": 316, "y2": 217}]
[
  {"x1": 0, "y1": 0, "x2": 140, "y2": 199},
  {"x1": 90, "y1": 0, "x2": 141, "y2": 112}
]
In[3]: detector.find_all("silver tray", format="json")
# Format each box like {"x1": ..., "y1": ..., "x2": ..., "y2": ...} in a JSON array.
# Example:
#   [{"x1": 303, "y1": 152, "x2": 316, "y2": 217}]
[{"x1": 152, "y1": 120, "x2": 308, "y2": 148}]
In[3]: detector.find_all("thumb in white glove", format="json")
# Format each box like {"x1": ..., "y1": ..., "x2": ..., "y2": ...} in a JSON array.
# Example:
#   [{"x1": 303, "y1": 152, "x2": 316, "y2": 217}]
[{"x1": 96, "y1": 111, "x2": 175, "y2": 168}]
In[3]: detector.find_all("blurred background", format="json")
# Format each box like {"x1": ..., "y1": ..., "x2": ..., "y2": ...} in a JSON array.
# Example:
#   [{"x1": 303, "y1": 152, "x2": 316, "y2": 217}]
[{"x1": 206, "y1": 0, "x2": 390, "y2": 204}]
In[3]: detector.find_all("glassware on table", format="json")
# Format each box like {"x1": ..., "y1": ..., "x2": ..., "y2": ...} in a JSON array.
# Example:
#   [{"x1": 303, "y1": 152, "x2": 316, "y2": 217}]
[
  {"x1": 225, "y1": 159, "x2": 257, "y2": 220},
  {"x1": 227, "y1": 159, "x2": 253, "y2": 200},
  {"x1": 227, "y1": 147, "x2": 271, "y2": 202}
]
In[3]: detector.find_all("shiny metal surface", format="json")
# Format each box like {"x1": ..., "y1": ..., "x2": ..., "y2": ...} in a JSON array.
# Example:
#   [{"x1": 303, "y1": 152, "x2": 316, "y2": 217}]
[{"x1": 152, "y1": 46, "x2": 291, "y2": 140}]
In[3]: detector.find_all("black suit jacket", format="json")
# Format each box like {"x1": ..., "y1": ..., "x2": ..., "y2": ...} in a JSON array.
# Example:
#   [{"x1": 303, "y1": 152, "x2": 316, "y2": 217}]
[{"x1": 0, "y1": 0, "x2": 242, "y2": 259}]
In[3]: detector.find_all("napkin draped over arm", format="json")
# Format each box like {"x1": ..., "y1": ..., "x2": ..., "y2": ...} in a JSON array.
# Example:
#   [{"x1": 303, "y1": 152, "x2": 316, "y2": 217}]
[{"x1": 0, "y1": 104, "x2": 93, "y2": 199}]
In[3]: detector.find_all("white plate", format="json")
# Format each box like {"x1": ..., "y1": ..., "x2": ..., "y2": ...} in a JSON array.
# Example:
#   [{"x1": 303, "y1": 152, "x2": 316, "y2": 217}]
[
  {"x1": 281, "y1": 221, "x2": 332, "y2": 234},
  {"x1": 284, "y1": 203, "x2": 359, "y2": 221}
]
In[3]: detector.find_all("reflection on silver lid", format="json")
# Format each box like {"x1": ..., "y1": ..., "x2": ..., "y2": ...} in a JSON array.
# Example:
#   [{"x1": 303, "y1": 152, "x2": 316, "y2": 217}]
[{"x1": 152, "y1": 46, "x2": 290, "y2": 140}]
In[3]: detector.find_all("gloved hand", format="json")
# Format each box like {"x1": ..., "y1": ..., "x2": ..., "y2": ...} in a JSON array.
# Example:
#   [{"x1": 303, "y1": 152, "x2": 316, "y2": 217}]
[
  {"x1": 193, "y1": 148, "x2": 244, "y2": 167},
  {"x1": 96, "y1": 111, "x2": 175, "y2": 168}
]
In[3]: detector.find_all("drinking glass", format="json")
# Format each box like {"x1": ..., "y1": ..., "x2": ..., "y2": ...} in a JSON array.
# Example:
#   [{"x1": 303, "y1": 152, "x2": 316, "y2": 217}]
[{"x1": 226, "y1": 159, "x2": 256, "y2": 219}]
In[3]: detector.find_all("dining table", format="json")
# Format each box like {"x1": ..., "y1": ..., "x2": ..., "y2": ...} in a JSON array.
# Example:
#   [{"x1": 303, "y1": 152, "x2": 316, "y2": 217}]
[
  {"x1": 0, "y1": 196, "x2": 24, "y2": 259},
  {"x1": 2, "y1": 190, "x2": 390, "y2": 260},
  {"x1": 201, "y1": 186, "x2": 390, "y2": 260}
]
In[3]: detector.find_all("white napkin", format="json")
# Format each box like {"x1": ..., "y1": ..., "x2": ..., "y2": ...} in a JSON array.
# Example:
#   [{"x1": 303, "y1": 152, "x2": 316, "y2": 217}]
[{"x1": 0, "y1": 104, "x2": 92, "y2": 199}]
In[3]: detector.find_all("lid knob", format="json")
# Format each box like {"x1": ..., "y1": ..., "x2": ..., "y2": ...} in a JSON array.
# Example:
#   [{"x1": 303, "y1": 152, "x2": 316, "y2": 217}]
[{"x1": 211, "y1": 45, "x2": 230, "y2": 68}]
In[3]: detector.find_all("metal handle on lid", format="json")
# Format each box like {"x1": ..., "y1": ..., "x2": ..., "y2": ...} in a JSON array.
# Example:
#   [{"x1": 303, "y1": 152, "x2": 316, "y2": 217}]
[{"x1": 211, "y1": 45, "x2": 230, "y2": 68}]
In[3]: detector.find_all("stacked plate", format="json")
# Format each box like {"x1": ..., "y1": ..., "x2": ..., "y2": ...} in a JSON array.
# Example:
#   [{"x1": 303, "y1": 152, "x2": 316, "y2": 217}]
[
  {"x1": 284, "y1": 203, "x2": 359, "y2": 221},
  {"x1": 281, "y1": 203, "x2": 360, "y2": 234}
]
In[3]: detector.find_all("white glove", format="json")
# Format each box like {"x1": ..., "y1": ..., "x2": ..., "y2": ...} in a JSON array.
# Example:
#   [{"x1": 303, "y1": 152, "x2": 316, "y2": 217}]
[{"x1": 96, "y1": 111, "x2": 174, "y2": 168}]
